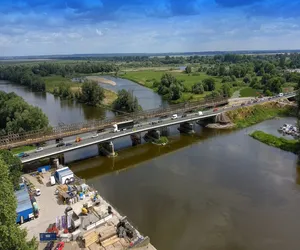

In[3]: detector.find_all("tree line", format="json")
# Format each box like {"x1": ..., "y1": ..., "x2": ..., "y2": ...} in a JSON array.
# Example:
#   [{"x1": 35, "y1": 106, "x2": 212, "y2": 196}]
[
  {"x1": 0, "y1": 62, "x2": 119, "y2": 92},
  {"x1": 0, "y1": 91, "x2": 49, "y2": 135},
  {"x1": 0, "y1": 150, "x2": 38, "y2": 250}
]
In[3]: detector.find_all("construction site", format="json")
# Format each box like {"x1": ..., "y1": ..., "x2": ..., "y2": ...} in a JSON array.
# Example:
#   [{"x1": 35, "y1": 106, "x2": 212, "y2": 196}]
[{"x1": 20, "y1": 161, "x2": 156, "y2": 250}]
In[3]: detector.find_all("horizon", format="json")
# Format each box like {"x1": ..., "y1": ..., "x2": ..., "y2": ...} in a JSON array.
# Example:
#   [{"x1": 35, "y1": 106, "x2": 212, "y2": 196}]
[
  {"x1": 1, "y1": 0, "x2": 300, "y2": 56},
  {"x1": 2, "y1": 49, "x2": 300, "y2": 59}
]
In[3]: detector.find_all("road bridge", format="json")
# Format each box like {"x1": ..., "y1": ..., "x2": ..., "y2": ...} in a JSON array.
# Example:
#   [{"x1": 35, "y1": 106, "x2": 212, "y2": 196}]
[
  {"x1": 0, "y1": 97, "x2": 229, "y2": 149},
  {"x1": 18, "y1": 92, "x2": 296, "y2": 163}
]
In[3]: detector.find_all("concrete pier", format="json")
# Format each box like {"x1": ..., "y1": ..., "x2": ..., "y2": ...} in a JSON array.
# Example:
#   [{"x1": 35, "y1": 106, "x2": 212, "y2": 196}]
[
  {"x1": 98, "y1": 141, "x2": 117, "y2": 157},
  {"x1": 144, "y1": 130, "x2": 160, "y2": 143},
  {"x1": 178, "y1": 122, "x2": 195, "y2": 134},
  {"x1": 130, "y1": 133, "x2": 142, "y2": 146}
]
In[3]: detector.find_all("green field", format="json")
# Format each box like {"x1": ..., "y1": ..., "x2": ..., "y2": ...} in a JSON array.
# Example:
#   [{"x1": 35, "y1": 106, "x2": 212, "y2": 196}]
[
  {"x1": 240, "y1": 87, "x2": 261, "y2": 97},
  {"x1": 43, "y1": 75, "x2": 78, "y2": 92},
  {"x1": 122, "y1": 70, "x2": 223, "y2": 90}
]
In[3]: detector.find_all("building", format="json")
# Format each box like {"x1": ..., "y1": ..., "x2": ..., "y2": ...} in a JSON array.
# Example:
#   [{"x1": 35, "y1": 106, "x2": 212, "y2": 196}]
[{"x1": 15, "y1": 183, "x2": 34, "y2": 224}]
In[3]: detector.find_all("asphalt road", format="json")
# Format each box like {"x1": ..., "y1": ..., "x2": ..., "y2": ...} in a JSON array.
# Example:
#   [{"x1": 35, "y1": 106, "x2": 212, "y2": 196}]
[{"x1": 20, "y1": 93, "x2": 296, "y2": 163}]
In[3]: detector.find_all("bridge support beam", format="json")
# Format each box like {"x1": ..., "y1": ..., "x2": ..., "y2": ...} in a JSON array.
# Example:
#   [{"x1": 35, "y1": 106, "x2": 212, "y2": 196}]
[
  {"x1": 144, "y1": 130, "x2": 160, "y2": 143},
  {"x1": 178, "y1": 122, "x2": 195, "y2": 134},
  {"x1": 98, "y1": 141, "x2": 117, "y2": 158},
  {"x1": 130, "y1": 133, "x2": 142, "y2": 146}
]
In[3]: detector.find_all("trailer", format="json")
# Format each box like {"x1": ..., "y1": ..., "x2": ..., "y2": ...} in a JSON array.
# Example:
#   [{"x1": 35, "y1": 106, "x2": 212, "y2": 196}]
[
  {"x1": 15, "y1": 185, "x2": 34, "y2": 224},
  {"x1": 54, "y1": 167, "x2": 74, "y2": 184}
]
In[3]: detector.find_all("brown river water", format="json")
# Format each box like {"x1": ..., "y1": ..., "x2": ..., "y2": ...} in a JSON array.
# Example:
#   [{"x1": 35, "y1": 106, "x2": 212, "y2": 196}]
[{"x1": 1, "y1": 80, "x2": 300, "y2": 250}]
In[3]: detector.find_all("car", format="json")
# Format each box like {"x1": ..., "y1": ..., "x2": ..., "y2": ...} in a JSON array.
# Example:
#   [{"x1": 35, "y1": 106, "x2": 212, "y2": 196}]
[
  {"x1": 44, "y1": 240, "x2": 54, "y2": 250},
  {"x1": 55, "y1": 242, "x2": 65, "y2": 250},
  {"x1": 56, "y1": 142, "x2": 65, "y2": 147},
  {"x1": 35, "y1": 189, "x2": 41, "y2": 196},
  {"x1": 35, "y1": 147, "x2": 44, "y2": 153},
  {"x1": 157, "y1": 119, "x2": 163, "y2": 123},
  {"x1": 198, "y1": 111, "x2": 203, "y2": 116},
  {"x1": 182, "y1": 114, "x2": 187, "y2": 118},
  {"x1": 171, "y1": 114, "x2": 178, "y2": 120},
  {"x1": 91, "y1": 133, "x2": 99, "y2": 138},
  {"x1": 213, "y1": 108, "x2": 218, "y2": 112},
  {"x1": 22, "y1": 153, "x2": 30, "y2": 158},
  {"x1": 65, "y1": 143, "x2": 72, "y2": 146},
  {"x1": 151, "y1": 121, "x2": 158, "y2": 125}
]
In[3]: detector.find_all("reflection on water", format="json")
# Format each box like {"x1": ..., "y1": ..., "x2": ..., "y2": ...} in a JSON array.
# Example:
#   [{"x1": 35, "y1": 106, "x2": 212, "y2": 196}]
[{"x1": 72, "y1": 117, "x2": 300, "y2": 250}]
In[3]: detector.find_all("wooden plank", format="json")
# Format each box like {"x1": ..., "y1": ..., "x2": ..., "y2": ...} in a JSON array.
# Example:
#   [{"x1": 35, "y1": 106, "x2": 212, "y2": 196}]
[
  {"x1": 102, "y1": 237, "x2": 120, "y2": 248},
  {"x1": 101, "y1": 235, "x2": 118, "y2": 246}
]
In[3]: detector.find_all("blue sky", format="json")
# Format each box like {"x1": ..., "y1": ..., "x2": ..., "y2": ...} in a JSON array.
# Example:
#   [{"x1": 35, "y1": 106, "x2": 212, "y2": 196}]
[{"x1": 0, "y1": 0, "x2": 300, "y2": 56}]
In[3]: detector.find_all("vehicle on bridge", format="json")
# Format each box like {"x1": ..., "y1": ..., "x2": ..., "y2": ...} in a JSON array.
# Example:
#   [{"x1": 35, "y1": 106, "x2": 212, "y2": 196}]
[
  {"x1": 113, "y1": 120, "x2": 134, "y2": 133},
  {"x1": 171, "y1": 114, "x2": 178, "y2": 120},
  {"x1": 35, "y1": 147, "x2": 44, "y2": 153},
  {"x1": 75, "y1": 137, "x2": 82, "y2": 143},
  {"x1": 56, "y1": 142, "x2": 65, "y2": 147}
]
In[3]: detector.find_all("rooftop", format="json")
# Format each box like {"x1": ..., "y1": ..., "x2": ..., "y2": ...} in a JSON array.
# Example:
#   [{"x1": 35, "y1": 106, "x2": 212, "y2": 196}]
[{"x1": 15, "y1": 185, "x2": 32, "y2": 213}]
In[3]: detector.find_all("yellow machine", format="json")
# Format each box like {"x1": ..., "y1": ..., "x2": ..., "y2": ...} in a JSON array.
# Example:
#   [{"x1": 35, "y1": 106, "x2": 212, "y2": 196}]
[{"x1": 82, "y1": 207, "x2": 88, "y2": 215}]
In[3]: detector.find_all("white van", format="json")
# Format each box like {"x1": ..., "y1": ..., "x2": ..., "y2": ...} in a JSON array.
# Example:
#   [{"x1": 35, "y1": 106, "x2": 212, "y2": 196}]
[
  {"x1": 198, "y1": 111, "x2": 203, "y2": 116},
  {"x1": 278, "y1": 93, "x2": 283, "y2": 97},
  {"x1": 171, "y1": 114, "x2": 178, "y2": 120},
  {"x1": 50, "y1": 176, "x2": 56, "y2": 186}
]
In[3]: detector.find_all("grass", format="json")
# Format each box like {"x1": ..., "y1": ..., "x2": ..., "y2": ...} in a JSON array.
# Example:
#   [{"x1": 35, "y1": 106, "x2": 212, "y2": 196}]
[
  {"x1": 250, "y1": 130, "x2": 300, "y2": 154},
  {"x1": 226, "y1": 102, "x2": 295, "y2": 128},
  {"x1": 43, "y1": 75, "x2": 77, "y2": 92},
  {"x1": 121, "y1": 70, "x2": 223, "y2": 90},
  {"x1": 239, "y1": 87, "x2": 261, "y2": 97},
  {"x1": 11, "y1": 145, "x2": 36, "y2": 154},
  {"x1": 103, "y1": 89, "x2": 117, "y2": 105}
]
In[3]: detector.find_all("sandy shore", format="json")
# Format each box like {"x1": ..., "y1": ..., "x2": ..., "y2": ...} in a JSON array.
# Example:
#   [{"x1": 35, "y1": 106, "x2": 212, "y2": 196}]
[{"x1": 85, "y1": 76, "x2": 116, "y2": 86}]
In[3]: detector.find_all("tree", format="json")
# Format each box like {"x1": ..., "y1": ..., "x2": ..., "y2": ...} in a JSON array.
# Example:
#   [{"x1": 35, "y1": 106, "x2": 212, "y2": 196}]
[
  {"x1": 185, "y1": 66, "x2": 192, "y2": 74},
  {"x1": 221, "y1": 83, "x2": 232, "y2": 97},
  {"x1": 0, "y1": 91, "x2": 49, "y2": 135},
  {"x1": 113, "y1": 89, "x2": 140, "y2": 113},
  {"x1": 79, "y1": 80, "x2": 104, "y2": 106},
  {"x1": 0, "y1": 150, "x2": 22, "y2": 189},
  {"x1": 243, "y1": 75, "x2": 252, "y2": 84},
  {"x1": 0, "y1": 158, "x2": 38, "y2": 250},
  {"x1": 192, "y1": 82, "x2": 204, "y2": 94},
  {"x1": 158, "y1": 73, "x2": 184, "y2": 101},
  {"x1": 202, "y1": 78, "x2": 216, "y2": 91}
]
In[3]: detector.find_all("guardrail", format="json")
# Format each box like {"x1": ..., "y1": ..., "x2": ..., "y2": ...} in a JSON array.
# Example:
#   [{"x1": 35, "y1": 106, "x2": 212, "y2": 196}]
[{"x1": 0, "y1": 97, "x2": 229, "y2": 149}]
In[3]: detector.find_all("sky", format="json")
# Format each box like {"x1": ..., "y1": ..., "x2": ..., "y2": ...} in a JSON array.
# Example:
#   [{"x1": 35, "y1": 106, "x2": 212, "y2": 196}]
[{"x1": 1, "y1": 0, "x2": 300, "y2": 56}]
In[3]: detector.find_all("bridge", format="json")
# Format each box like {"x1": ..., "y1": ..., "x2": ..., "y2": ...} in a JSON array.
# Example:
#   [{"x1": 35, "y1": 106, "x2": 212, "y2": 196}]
[
  {"x1": 0, "y1": 97, "x2": 229, "y2": 149},
  {"x1": 15, "y1": 92, "x2": 296, "y2": 164}
]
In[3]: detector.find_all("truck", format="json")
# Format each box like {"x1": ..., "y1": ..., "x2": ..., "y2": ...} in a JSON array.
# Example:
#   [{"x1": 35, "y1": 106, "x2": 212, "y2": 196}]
[{"x1": 112, "y1": 120, "x2": 134, "y2": 133}]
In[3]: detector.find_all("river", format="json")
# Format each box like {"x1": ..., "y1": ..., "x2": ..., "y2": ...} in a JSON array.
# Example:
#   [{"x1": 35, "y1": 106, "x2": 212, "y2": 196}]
[{"x1": 1, "y1": 80, "x2": 300, "y2": 249}]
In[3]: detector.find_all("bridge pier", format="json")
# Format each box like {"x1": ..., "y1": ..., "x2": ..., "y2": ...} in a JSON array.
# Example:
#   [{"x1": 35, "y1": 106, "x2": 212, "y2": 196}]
[
  {"x1": 178, "y1": 122, "x2": 195, "y2": 134},
  {"x1": 144, "y1": 130, "x2": 160, "y2": 143},
  {"x1": 98, "y1": 141, "x2": 117, "y2": 158},
  {"x1": 160, "y1": 127, "x2": 169, "y2": 137},
  {"x1": 130, "y1": 133, "x2": 142, "y2": 146},
  {"x1": 57, "y1": 154, "x2": 65, "y2": 166}
]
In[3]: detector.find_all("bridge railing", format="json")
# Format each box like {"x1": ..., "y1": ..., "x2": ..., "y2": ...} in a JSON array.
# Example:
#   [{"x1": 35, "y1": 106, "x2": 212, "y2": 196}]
[{"x1": 0, "y1": 97, "x2": 228, "y2": 149}]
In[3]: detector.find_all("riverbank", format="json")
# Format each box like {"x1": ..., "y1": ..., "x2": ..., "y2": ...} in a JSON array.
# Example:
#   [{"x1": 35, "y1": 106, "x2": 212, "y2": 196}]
[
  {"x1": 226, "y1": 102, "x2": 295, "y2": 128},
  {"x1": 85, "y1": 76, "x2": 117, "y2": 86},
  {"x1": 250, "y1": 130, "x2": 300, "y2": 154}
]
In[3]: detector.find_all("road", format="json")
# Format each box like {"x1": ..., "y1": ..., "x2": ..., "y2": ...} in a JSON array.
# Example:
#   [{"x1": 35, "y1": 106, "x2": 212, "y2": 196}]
[{"x1": 19, "y1": 93, "x2": 296, "y2": 163}]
